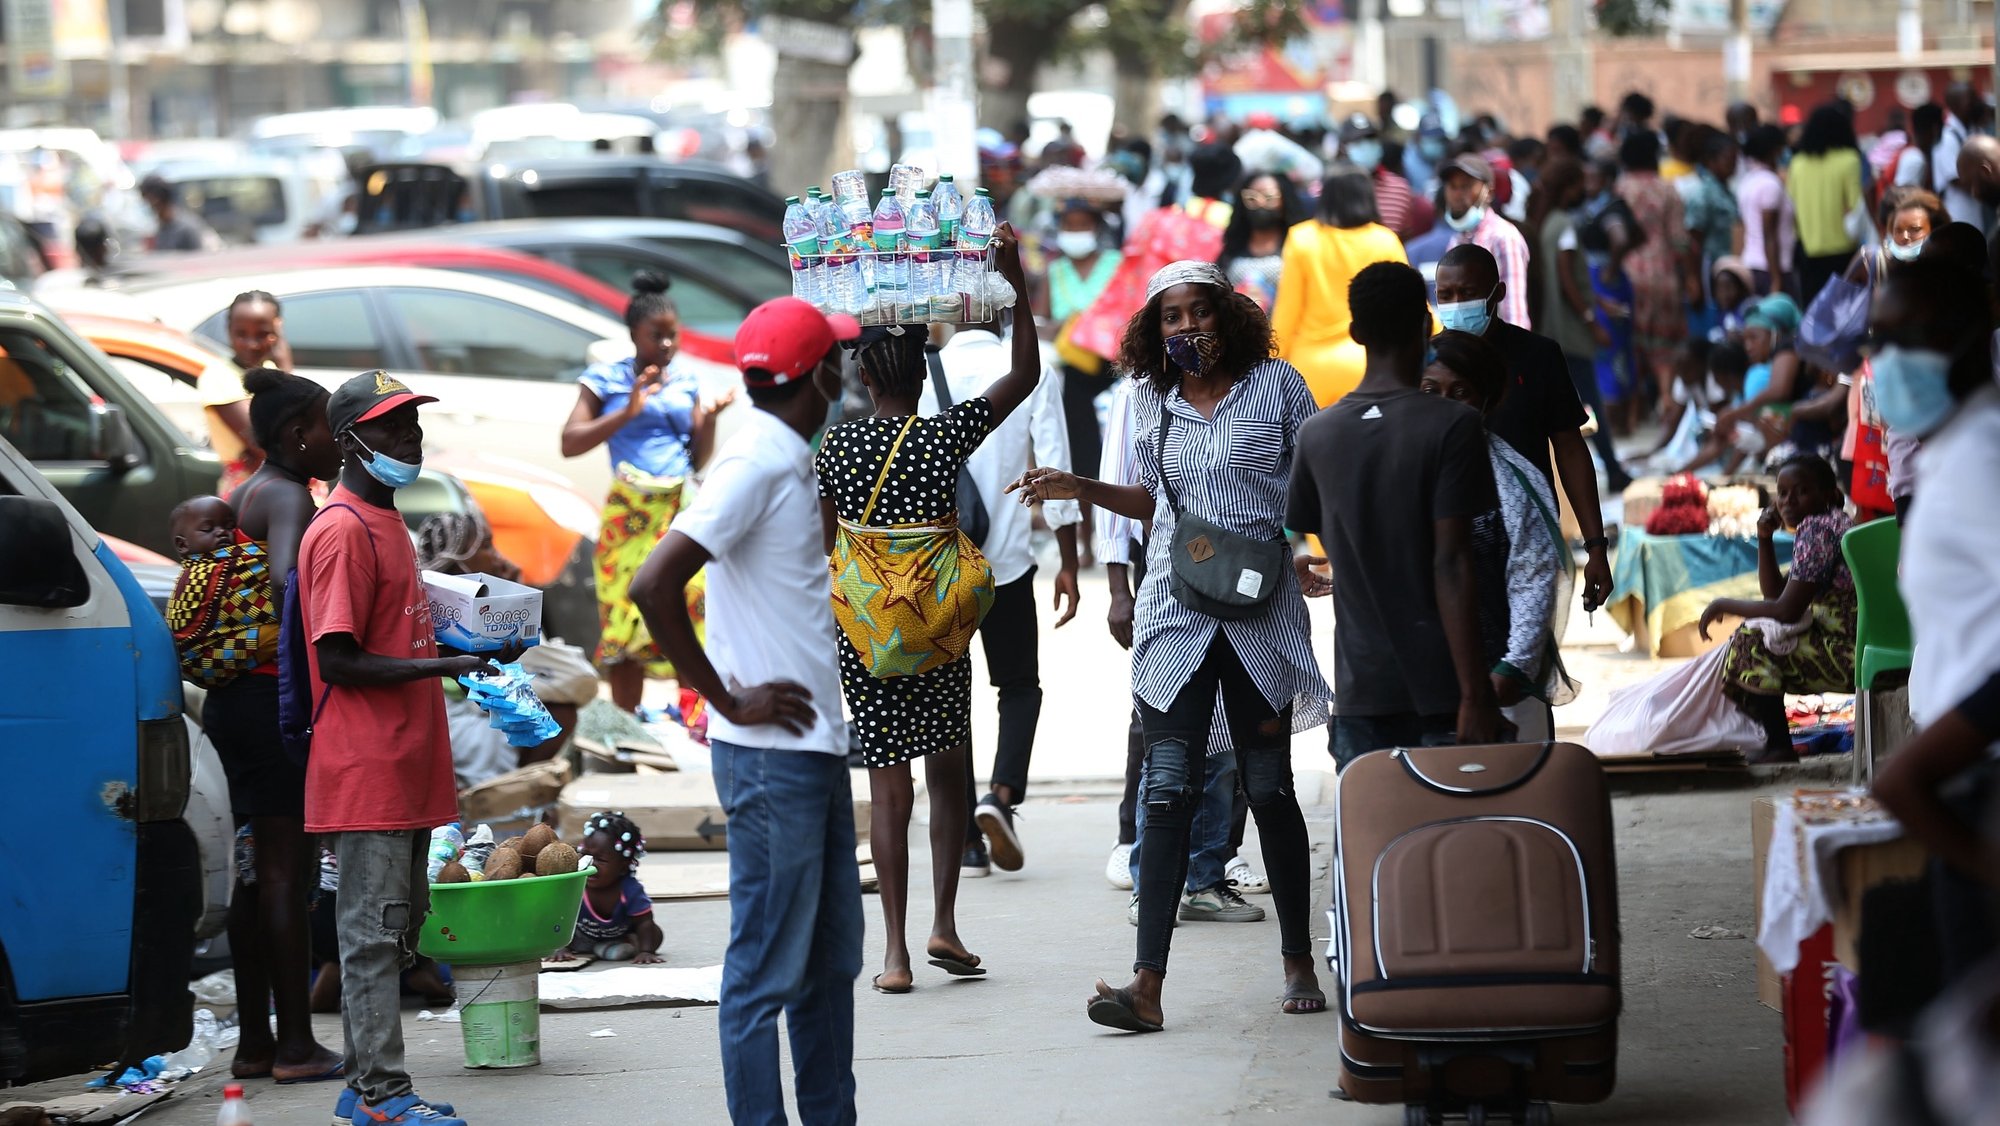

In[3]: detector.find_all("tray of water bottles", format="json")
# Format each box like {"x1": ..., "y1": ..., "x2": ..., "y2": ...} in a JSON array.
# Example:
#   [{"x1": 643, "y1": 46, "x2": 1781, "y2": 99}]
[{"x1": 784, "y1": 165, "x2": 1016, "y2": 326}]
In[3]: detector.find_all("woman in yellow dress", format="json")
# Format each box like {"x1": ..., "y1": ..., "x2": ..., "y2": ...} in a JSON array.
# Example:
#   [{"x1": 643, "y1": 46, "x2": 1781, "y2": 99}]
[{"x1": 1270, "y1": 163, "x2": 1409, "y2": 407}]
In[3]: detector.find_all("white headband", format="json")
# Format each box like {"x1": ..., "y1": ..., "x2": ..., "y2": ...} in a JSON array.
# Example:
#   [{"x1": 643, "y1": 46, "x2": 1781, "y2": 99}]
[{"x1": 1145, "y1": 260, "x2": 1230, "y2": 304}]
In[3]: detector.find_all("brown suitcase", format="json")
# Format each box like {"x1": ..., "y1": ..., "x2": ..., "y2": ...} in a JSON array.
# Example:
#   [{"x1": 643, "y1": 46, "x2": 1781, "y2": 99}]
[{"x1": 1331, "y1": 741, "x2": 1620, "y2": 1124}]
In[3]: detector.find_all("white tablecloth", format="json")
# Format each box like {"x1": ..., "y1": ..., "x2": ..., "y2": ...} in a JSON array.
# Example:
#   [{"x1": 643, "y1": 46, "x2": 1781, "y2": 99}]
[{"x1": 1757, "y1": 791, "x2": 1906, "y2": 973}]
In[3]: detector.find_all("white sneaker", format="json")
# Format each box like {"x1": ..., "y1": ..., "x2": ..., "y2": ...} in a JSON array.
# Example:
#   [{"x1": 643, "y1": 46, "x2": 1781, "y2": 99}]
[
  {"x1": 1105, "y1": 843, "x2": 1134, "y2": 890},
  {"x1": 1226, "y1": 855, "x2": 1270, "y2": 895}
]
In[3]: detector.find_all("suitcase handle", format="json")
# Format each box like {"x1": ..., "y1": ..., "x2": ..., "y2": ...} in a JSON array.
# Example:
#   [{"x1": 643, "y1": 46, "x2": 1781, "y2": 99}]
[{"x1": 1391, "y1": 742, "x2": 1556, "y2": 797}]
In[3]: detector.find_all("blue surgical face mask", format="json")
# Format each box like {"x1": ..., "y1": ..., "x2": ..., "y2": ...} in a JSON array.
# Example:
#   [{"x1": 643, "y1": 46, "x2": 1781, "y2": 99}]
[
  {"x1": 1887, "y1": 238, "x2": 1927, "y2": 262},
  {"x1": 1437, "y1": 294, "x2": 1494, "y2": 335},
  {"x1": 350, "y1": 433, "x2": 423, "y2": 489},
  {"x1": 1871, "y1": 345, "x2": 1958, "y2": 438},
  {"x1": 1346, "y1": 139, "x2": 1383, "y2": 171},
  {"x1": 1445, "y1": 204, "x2": 1486, "y2": 232},
  {"x1": 1419, "y1": 137, "x2": 1447, "y2": 162}
]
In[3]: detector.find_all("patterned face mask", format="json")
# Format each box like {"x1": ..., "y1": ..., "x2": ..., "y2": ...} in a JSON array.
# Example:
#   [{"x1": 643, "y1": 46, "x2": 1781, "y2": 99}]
[{"x1": 1165, "y1": 331, "x2": 1222, "y2": 376}]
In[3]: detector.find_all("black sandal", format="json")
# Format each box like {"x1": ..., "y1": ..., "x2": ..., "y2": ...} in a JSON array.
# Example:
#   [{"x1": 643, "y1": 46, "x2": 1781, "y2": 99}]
[{"x1": 1086, "y1": 985, "x2": 1163, "y2": 1033}]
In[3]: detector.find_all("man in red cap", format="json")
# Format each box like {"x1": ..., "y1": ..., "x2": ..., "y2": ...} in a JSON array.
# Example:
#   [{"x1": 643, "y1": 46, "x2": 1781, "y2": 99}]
[
  {"x1": 300, "y1": 370, "x2": 506, "y2": 1126},
  {"x1": 630, "y1": 298, "x2": 862, "y2": 1125}
]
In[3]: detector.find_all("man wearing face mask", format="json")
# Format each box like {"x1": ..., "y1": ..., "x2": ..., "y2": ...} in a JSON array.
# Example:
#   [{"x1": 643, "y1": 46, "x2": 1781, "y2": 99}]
[
  {"x1": 300, "y1": 371, "x2": 513, "y2": 1126},
  {"x1": 1440, "y1": 153, "x2": 1533, "y2": 330},
  {"x1": 1338, "y1": 113, "x2": 1432, "y2": 241},
  {"x1": 1404, "y1": 115, "x2": 1451, "y2": 198},
  {"x1": 1434, "y1": 244, "x2": 1622, "y2": 608}
]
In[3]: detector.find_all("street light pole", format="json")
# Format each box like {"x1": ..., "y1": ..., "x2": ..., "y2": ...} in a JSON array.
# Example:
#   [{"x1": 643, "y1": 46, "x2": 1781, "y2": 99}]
[
  {"x1": 1724, "y1": 0, "x2": 1751, "y2": 106},
  {"x1": 106, "y1": 0, "x2": 129, "y2": 139}
]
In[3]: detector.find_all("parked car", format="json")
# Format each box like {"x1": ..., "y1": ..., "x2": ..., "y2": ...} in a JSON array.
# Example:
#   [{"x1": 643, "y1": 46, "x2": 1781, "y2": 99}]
[
  {"x1": 142, "y1": 157, "x2": 348, "y2": 246},
  {"x1": 72, "y1": 265, "x2": 742, "y2": 500},
  {"x1": 354, "y1": 157, "x2": 784, "y2": 245},
  {"x1": 0, "y1": 437, "x2": 206, "y2": 1081}
]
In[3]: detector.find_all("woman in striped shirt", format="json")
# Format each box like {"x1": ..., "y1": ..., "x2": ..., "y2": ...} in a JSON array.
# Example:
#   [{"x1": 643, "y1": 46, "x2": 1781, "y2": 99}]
[{"x1": 1009, "y1": 260, "x2": 1333, "y2": 1034}]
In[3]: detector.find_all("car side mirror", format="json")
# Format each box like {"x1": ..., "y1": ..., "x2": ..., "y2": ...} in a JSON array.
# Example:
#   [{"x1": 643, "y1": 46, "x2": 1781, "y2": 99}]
[
  {"x1": 92, "y1": 402, "x2": 142, "y2": 471},
  {"x1": 0, "y1": 497, "x2": 91, "y2": 608}
]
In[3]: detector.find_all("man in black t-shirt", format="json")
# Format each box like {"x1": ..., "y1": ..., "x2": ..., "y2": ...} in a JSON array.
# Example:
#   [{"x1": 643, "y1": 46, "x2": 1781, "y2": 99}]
[
  {"x1": 1288, "y1": 261, "x2": 1503, "y2": 770},
  {"x1": 1435, "y1": 243, "x2": 1619, "y2": 613}
]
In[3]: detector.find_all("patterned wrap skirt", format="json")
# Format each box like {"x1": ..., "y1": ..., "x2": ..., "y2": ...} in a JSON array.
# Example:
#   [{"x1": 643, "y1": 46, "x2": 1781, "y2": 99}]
[{"x1": 594, "y1": 474, "x2": 704, "y2": 676}]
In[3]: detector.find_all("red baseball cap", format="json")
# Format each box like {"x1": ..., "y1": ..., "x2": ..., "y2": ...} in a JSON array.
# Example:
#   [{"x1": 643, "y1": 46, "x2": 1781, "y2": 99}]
[
  {"x1": 734, "y1": 297, "x2": 861, "y2": 387},
  {"x1": 327, "y1": 369, "x2": 438, "y2": 435}
]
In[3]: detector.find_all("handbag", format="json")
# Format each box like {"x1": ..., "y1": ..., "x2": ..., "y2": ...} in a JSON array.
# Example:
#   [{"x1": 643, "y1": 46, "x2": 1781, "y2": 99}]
[
  {"x1": 1798, "y1": 248, "x2": 1877, "y2": 376},
  {"x1": 924, "y1": 349, "x2": 990, "y2": 548},
  {"x1": 1154, "y1": 411, "x2": 1287, "y2": 620},
  {"x1": 829, "y1": 416, "x2": 996, "y2": 678}
]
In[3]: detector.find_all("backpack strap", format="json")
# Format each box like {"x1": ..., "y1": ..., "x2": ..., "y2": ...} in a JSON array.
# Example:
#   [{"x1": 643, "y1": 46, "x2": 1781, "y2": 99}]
[
  {"x1": 926, "y1": 349, "x2": 954, "y2": 409},
  {"x1": 302, "y1": 502, "x2": 386, "y2": 728},
  {"x1": 861, "y1": 417, "x2": 918, "y2": 525}
]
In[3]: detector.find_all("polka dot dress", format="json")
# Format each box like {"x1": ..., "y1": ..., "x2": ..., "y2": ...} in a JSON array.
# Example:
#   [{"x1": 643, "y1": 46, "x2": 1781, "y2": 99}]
[{"x1": 815, "y1": 397, "x2": 994, "y2": 768}]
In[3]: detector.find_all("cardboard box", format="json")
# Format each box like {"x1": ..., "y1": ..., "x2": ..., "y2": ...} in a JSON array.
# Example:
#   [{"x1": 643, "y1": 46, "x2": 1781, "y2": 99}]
[
  {"x1": 460, "y1": 757, "x2": 572, "y2": 836},
  {"x1": 1751, "y1": 795, "x2": 1781, "y2": 1010},
  {"x1": 557, "y1": 771, "x2": 874, "y2": 853},
  {"x1": 1830, "y1": 835, "x2": 1929, "y2": 970},
  {"x1": 423, "y1": 570, "x2": 543, "y2": 652}
]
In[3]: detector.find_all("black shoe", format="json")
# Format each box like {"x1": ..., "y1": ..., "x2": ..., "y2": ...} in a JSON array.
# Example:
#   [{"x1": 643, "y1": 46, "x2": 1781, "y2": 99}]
[
  {"x1": 976, "y1": 794, "x2": 1023, "y2": 872},
  {"x1": 960, "y1": 842, "x2": 991, "y2": 878}
]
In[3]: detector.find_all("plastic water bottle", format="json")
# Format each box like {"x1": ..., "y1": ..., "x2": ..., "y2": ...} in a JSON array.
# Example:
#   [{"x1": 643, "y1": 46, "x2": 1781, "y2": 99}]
[
  {"x1": 814, "y1": 199, "x2": 867, "y2": 316},
  {"x1": 426, "y1": 822, "x2": 463, "y2": 882},
  {"x1": 783, "y1": 196, "x2": 823, "y2": 306},
  {"x1": 932, "y1": 174, "x2": 964, "y2": 243},
  {"x1": 217, "y1": 1084, "x2": 253, "y2": 1126},
  {"x1": 957, "y1": 188, "x2": 998, "y2": 305},
  {"x1": 871, "y1": 191, "x2": 907, "y2": 308},
  {"x1": 906, "y1": 189, "x2": 943, "y2": 316}
]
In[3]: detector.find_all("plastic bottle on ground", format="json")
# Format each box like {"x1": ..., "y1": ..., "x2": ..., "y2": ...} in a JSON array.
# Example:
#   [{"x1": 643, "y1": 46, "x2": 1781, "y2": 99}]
[{"x1": 217, "y1": 1084, "x2": 252, "y2": 1126}]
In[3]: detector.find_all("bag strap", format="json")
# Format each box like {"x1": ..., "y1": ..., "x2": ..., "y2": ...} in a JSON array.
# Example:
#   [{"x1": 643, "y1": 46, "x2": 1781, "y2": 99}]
[
  {"x1": 861, "y1": 417, "x2": 917, "y2": 525},
  {"x1": 303, "y1": 502, "x2": 385, "y2": 728},
  {"x1": 926, "y1": 349, "x2": 954, "y2": 409},
  {"x1": 1153, "y1": 406, "x2": 1183, "y2": 516}
]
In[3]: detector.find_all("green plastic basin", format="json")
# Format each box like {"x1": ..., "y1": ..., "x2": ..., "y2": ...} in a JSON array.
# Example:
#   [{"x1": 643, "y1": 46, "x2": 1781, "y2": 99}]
[{"x1": 419, "y1": 869, "x2": 588, "y2": 965}]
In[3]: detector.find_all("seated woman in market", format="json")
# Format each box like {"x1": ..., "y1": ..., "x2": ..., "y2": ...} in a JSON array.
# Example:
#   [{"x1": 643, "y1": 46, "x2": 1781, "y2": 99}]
[{"x1": 1695, "y1": 454, "x2": 1855, "y2": 764}]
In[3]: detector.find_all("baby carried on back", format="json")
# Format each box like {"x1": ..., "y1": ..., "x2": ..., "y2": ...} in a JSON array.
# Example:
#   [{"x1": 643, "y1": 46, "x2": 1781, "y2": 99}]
[{"x1": 166, "y1": 494, "x2": 280, "y2": 686}]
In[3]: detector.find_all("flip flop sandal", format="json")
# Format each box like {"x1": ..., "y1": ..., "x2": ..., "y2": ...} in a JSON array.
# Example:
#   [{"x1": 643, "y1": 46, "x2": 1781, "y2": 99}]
[
  {"x1": 1086, "y1": 986, "x2": 1163, "y2": 1034},
  {"x1": 871, "y1": 973, "x2": 913, "y2": 995},
  {"x1": 1281, "y1": 985, "x2": 1328, "y2": 1015},
  {"x1": 274, "y1": 1060, "x2": 347, "y2": 1085},
  {"x1": 926, "y1": 953, "x2": 986, "y2": 977}
]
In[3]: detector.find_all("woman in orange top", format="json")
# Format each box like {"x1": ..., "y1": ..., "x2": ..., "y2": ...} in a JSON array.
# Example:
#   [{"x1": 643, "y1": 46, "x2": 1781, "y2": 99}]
[{"x1": 1271, "y1": 163, "x2": 1410, "y2": 407}]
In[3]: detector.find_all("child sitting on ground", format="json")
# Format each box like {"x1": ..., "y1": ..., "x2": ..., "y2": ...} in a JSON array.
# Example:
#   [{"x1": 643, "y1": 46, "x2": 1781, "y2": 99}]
[
  {"x1": 550, "y1": 811, "x2": 664, "y2": 963},
  {"x1": 166, "y1": 495, "x2": 280, "y2": 686}
]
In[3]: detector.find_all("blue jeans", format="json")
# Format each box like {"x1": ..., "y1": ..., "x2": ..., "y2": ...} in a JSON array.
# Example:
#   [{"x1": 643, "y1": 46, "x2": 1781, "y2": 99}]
[
  {"x1": 711, "y1": 741, "x2": 865, "y2": 1126},
  {"x1": 1129, "y1": 749, "x2": 1233, "y2": 894},
  {"x1": 1328, "y1": 713, "x2": 1459, "y2": 772}
]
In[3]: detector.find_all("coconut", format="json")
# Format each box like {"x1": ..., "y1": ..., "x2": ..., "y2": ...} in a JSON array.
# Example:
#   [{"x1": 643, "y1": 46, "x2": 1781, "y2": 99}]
[
  {"x1": 496, "y1": 836, "x2": 526, "y2": 855},
  {"x1": 435, "y1": 860, "x2": 470, "y2": 884},
  {"x1": 536, "y1": 841, "x2": 580, "y2": 876},
  {"x1": 484, "y1": 848, "x2": 523, "y2": 881},
  {"x1": 521, "y1": 824, "x2": 557, "y2": 860}
]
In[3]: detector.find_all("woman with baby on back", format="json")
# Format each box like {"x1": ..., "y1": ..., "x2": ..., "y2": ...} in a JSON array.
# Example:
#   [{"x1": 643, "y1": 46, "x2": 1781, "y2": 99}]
[{"x1": 814, "y1": 226, "x2": 1040, "y2": 995}]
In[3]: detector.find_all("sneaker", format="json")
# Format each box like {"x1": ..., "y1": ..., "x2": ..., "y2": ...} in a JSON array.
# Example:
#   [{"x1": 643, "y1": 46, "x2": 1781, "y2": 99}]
[
  {"x1": 960, "y1": 842, "x2": 991, "y2": 878},
  {"x1": 1225, "y1": 855, "x2": 1270, "y2": 895},
  {"x1": 339, "y1": 1091, "x2": 460, "y2": 1126},
  {"x1": 1180, "y1": 883, "x2": 1267, "y2": 923},
  {"x1": 1105, "y1": 842, "x2": 1134, "y2": 890},
  {"x1": 1126, "y1": 894, "x2": 1178, "y2": 928},
  {"x1": 975, "y1": 795, "x2": 1023, "y2": 871}
]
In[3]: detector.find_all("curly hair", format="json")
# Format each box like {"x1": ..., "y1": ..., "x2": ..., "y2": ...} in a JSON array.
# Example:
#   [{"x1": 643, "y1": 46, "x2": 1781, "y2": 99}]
[
  {"x1": 1117, "y1": 283, "x2": 1274, "y2": 394},
  {"x1": 1427, "y1": 329, "x2": 1508, "y2": 411}
]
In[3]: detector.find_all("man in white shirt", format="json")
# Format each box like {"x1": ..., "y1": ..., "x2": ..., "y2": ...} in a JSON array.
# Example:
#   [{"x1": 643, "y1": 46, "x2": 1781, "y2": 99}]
[
  {"x1": 631, "y1": 296, "x2": 861, "y2": 1126},
  {"x1": 918, "y1": 320, "x2": 1082, "y2": 875},
  {"x1": 1933, "y1": 82, "x2": 1984, "y2": 227}
]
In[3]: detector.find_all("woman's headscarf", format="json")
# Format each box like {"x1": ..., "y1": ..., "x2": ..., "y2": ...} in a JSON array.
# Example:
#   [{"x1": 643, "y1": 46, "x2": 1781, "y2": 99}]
[
  {"x1": 1144, "y1": 260, "x2": 1229, "y2": 303},
  {"x1": 1710, "y1": 256, "x2": 1755, "y2": 302},
  {"x1": 1743, "y1": 293, "x2": 1801, "y2": 336}
]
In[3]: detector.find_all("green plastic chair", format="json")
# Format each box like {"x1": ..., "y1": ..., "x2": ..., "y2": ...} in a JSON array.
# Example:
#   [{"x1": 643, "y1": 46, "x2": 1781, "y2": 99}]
[
  {"x1": 1842, "y1": 517, "x2": 1913, "y2": 781},
  {"x1": 1841, "y1": 517, "x2": 1913, "y2": 692}
]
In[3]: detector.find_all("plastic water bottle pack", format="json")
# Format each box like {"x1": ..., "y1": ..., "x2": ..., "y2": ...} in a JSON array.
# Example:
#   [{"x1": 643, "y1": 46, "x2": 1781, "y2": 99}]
[{"x1": 786, "y1": 169, "x2": 1013, "y2": 325}]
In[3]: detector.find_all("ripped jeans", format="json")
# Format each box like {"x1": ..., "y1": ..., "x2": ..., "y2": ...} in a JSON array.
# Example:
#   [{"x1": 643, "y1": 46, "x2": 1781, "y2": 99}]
[
  {"x1": 1133, "y1": 632, "x2": 1312, "y2": 975},
  {"x1": 330, "y1": 829, "x2": 428, "y2": 1106}
]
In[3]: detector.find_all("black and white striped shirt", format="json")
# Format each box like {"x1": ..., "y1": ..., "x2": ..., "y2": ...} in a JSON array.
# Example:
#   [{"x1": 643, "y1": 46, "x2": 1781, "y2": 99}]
[{"x1": 1131, "y1": 358, "x2": 1332, "y2": 737}]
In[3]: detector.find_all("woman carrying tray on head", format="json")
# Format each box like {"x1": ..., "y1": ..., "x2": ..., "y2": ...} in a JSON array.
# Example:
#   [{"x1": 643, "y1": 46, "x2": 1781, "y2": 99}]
[
  {"x1": 1008, "y1": 259, "x2": 1332, "y2": 1033},
  {"x1": 814, "y1": 227, "x2": 1043, "y2": 995}
]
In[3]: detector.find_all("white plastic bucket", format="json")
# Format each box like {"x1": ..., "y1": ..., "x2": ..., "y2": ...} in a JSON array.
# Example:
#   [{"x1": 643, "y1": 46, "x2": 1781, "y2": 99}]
[{"x1": 455, "y1": 961, "x2": 540, "y2": 1068}]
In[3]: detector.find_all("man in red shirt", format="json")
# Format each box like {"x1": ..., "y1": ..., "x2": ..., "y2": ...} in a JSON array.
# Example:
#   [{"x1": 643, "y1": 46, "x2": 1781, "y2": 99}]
[{"x1": 300, "y1": 371, "x2": 506, "y2": 1126}]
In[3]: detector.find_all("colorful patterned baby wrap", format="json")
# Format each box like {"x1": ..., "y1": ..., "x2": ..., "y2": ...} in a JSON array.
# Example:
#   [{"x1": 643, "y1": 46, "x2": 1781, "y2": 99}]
[
  {"x1": 829, "y1": 416, "x2": 995, "y2": 679},
  {"x1": 169, "y1": 539, "x2": 279, "y2": 686}
]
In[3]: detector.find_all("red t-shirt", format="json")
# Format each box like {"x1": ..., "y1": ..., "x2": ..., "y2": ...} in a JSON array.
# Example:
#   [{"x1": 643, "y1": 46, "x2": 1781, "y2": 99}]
[{"x1": 298, "y1": 485, "x2": 456, "y2": 833}]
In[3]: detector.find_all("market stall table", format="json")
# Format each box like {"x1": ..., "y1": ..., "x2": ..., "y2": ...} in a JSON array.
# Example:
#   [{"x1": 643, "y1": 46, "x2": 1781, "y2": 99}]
[{"x1": 1605, "y1": 528, "x2": 1793, "y2": 657}]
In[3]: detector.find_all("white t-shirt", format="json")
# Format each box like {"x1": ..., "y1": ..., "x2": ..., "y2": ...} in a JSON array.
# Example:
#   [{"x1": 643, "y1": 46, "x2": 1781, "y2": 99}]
[
  {"x1": 1902, "y1": 384, "x2": 2000, "y2": 729},
  {"x1": 916, "y1": 330, "x2": 1080, "y2": 587},
  {"x1": 668, "y1": 407, "x2": 846, "y2": 754},
  {"x1": 1932, "y1": 115, "x2": 1984, "y2": 227},
  {"x1": 1735, "y1": 163, "x2": 1794, "y2": 274},
  {"x1": 1892, "y1": 146, "x2": 1928, "y2": 189}
]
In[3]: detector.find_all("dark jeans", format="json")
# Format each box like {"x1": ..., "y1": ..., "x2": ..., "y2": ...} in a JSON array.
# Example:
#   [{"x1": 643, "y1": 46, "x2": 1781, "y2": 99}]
[
  {"x1": 1329, "y1": 712, "x2": 1459, "y2": 772},
  {"x1": 1119, "y1": 705, "x2": 1249, "y2": 853},
  {"x1": 711, "y1": 741, "x2": 864, "y2": 1126},
  {"x1": 1134, "y1": 632, "x2": 1312, "y2": 974},
  {"x1": 1061, "y1": 365, "x2": 1115, "y2": 481},
  {"x1": 1565, "y1": 354, "x2": 1629, "y2": 489},
  {"x1": 964, "y1": 570, "x2": 1042, "y2": 842}
]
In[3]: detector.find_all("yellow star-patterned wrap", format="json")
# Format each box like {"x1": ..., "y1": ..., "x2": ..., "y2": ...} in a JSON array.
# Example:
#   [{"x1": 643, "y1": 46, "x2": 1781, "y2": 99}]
[{"x1": 829, "y1": 520, "x2": 995, "y2": 680}]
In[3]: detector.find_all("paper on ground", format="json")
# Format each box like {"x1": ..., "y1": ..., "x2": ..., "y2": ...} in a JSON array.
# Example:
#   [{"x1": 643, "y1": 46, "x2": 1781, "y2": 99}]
[{"x1": 538, "y1": 964, "x2": 724, "y2": 1008}]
